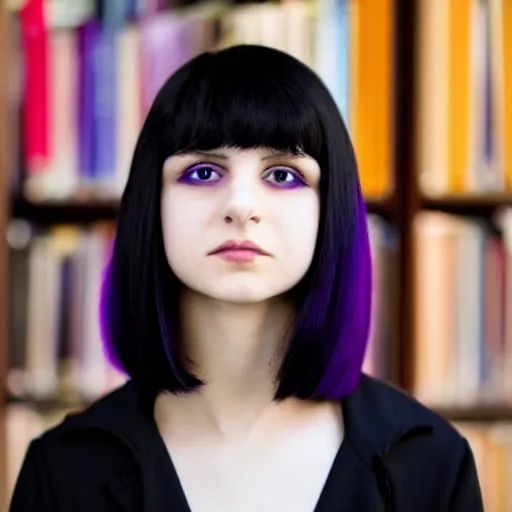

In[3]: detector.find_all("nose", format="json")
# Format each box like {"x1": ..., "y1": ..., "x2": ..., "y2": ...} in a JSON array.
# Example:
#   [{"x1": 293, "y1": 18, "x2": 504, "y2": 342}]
[{"x1": 222, "y1": 180, "x2": 261, "y2": 227}]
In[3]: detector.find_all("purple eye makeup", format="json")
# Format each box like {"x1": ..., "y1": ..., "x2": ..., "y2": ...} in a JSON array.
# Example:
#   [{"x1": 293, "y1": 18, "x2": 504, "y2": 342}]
[
  {"x1": 177, "y1": 162, "x2": 308, "y2": 189},
  {"x1": 177, "y1": 163, "x2": 223, "y2": 185},
  {"x1": 263, "y1": 167, "x2": 308, "y2": 189}
]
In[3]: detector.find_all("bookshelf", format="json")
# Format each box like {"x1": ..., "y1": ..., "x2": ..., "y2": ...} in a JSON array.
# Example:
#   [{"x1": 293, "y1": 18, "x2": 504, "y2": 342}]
[
  {"x1": 1, "y1": 0, "x2": 512, "y2": 509},
  {"x1": 435, "y1": 406, "x2": 512, "y2": 423},
  {"x1": 11, "y1": 198, "x2": 396, "y2": 224},
  {"x1": 9, "y1": 197, "x2": 396, "y2": 225}
]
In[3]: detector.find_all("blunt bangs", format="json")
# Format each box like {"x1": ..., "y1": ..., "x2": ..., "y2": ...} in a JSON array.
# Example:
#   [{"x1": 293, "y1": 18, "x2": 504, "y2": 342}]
[
  {"x1": 100, "y1": 45, "x2": 373, "y2": 401},
  {"x1": 157, "y1": 45, "x2": 326, "y2": 162}
]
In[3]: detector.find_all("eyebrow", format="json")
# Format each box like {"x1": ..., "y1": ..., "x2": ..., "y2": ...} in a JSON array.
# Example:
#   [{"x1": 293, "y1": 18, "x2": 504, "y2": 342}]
[
  {"x1": 262, "y1": 151, "x2": 303, "y2": 161},
  {"x1": 186, "y1": 150, "x2": 304, "y2": 161}
]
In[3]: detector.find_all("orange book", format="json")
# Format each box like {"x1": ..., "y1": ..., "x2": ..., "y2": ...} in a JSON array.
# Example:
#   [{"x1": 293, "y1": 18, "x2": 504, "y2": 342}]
[
  {"x1": 484, "y1": 424, "x2": 512, "y2": 512},
  {"x1": 447, "y1": 0, "x2": 471, "y2": 192},
  {"x1": 349, "y1": 0, "x2": 394, "y2": 199}
]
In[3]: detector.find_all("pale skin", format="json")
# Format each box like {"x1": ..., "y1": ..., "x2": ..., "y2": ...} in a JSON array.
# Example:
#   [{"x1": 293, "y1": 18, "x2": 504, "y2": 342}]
[{"x1": 155, "y1": 147, "x2": 344, "y2": 512}]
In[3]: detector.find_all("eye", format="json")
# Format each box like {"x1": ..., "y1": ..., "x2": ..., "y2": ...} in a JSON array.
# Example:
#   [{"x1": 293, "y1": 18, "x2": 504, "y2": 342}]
[
  {"x1": 264, "y1": 168, "x2": 307, "y2": 189},
  {"x1": 178, "y1": 164, "x2": 222, "y2": 184}
]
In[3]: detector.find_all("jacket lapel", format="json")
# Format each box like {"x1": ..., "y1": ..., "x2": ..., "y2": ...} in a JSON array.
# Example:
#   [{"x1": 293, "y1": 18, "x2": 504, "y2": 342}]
[
  {"x1": 339, "y1": 374, "x2": 435, "y2": 511},
  {"x1": 105, "y1": 465, "x2": 143, "y2": 511},
  {"x1": 342, "y1": 374, "x2": 435, "y2": 462}
]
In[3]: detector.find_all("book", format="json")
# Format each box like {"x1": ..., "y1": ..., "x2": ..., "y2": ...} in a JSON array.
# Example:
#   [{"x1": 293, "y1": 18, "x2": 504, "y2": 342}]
[{"x1": 14, "y1": 1, "x2": 396, "y2": 201}]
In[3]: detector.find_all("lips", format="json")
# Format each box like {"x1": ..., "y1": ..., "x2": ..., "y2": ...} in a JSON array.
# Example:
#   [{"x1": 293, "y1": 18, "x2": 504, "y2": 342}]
[
  {"x1": 207, "y1": 240, "x2": 271, "y2": 263},
  {"x1": 208, "y1": 240, "x2": 270, "y2": 256}
]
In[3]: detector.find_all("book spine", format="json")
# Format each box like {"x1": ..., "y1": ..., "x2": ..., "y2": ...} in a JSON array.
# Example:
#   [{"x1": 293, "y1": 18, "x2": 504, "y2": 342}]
[{"x1": 91, "y1": 26, "x2": 117, "y2": 191}]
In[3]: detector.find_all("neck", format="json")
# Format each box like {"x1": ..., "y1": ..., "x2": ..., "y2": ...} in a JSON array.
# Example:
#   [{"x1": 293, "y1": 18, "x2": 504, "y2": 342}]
[{"x1": 156, "y1": 289, "x2": 295, "y2": 438}]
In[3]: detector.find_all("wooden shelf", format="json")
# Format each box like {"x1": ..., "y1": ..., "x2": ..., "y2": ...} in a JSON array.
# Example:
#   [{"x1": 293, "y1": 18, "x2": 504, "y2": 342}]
[
  {"x1": 434, "y1": 405, "x2": 512, "y2": 422},
  {"x1": 6, "y1": 394, "x2": 89, "y2": 413},
  {"x1": 421, "y1": 193, "x2": 512, "y2": 216},
  {"x1": 9, "y1": 196, "x2": 394, "y2": 224},
  {"x1": 365, "y1": 196, "x2": 395, "y2": 219},
  {"x1": 11, "y1": 197, "x2": 120, "y2": 224}
]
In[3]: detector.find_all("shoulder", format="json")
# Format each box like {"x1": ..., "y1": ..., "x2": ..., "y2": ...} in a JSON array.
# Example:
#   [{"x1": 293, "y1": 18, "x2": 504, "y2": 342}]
[
  {"x1": 344, "y1": 374, "x2": 483, "y2": 510},
  {"x1": 39, "y1": 378, "x2": 150, "y2": 434},
  {"x1": 346, "y1": 373, "x2": 465, "y2": 435},
  {"x1": 32, "y1": 379, "x2": 148, "y2": 463},
  {"x1": 350, "y1": 373, "x2": 471, "y2": 461},
  {"x1": 10, "y1": 381, "x2": 148, "y2": 511}
]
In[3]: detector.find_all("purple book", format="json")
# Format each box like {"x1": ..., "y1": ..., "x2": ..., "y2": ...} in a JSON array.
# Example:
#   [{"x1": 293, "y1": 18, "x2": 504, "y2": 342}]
[
  {"x1": 78, "y1": 22, "x2": 97, "y2": 185},
  {"x1": 140, "y1": 13, "x2": 193, "y2": 112},
  {"x1": 137, "y1": 0, "x2": 166, "y2": 19}
]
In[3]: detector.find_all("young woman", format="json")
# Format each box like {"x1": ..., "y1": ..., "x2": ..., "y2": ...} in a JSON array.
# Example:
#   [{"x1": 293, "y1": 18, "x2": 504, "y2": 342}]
[{"x1": 11, "y1": 44, "x2": 483, "y2": 512}]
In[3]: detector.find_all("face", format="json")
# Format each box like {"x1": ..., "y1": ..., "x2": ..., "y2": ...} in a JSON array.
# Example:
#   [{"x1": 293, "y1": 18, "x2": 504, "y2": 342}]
[{"x1": 161, "y1": 146, "x2": 321, "y2": 304}]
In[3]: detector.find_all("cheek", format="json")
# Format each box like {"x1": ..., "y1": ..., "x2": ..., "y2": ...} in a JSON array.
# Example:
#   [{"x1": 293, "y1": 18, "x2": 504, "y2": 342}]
[
  {"x1": 160, "y1": 189, "x2": 202, "y2": 266},
  {"x1": 276, "y1": 194, "x2": 320, "y2": 256}
]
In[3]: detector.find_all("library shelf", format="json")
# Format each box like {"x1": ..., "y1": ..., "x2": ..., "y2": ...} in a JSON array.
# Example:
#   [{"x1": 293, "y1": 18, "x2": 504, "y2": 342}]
[
  {"x1": 421, "y1": 193, "x2": 512, "y2": 216},
  {"x1": 11, "y1": 196, "x2": 120, "y2": 224},
  {"x1": 6, "y1": 394, "x2": 90, "y2": 414},
  {"x1": 435, "y1": 405, "x2": 512, "y2": 423},
  {"x1": 10, "y1": 196, "x2": 394, "y2": 224},
  {"x1": 365, "y1": 196, "x2": 395, "y2": 219}
]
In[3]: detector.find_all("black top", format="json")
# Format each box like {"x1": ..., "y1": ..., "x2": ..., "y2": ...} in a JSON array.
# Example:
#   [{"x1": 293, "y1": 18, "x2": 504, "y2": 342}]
[{"x1": 10, "y1": 374, "x2": 483, "y2": 511}]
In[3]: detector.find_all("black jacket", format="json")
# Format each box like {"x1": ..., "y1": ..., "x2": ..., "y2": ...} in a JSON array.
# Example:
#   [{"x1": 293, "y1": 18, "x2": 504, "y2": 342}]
[{"x1": 10, "y1": 374, "x2": 483, "y2": 511}]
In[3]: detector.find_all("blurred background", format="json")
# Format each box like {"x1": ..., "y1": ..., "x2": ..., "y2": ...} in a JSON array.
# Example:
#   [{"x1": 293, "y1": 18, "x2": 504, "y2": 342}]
[{"x1": 0, "y1": 0, "x2": 511, "y2": 509}]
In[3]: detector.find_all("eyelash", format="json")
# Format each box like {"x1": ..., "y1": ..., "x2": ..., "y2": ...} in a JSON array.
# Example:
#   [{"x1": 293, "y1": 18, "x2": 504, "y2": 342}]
[{"x1": 177, "y1": 163, "x2": 307, "y2": 189}]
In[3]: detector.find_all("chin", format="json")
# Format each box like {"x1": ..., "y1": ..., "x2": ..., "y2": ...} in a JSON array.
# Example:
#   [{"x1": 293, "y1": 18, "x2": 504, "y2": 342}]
[
  {"x1": 179, "y1": 271, "x2": 306, "y2": 305},
  {"x1": 184, "y1": 276, "x2": 288, "y2": 305},
  {"x1": 204, "y1": 286, "x2": 277, "y2": 305}
]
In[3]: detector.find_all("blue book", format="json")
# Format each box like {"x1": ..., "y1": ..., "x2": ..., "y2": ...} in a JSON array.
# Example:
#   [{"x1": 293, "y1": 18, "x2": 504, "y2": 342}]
[
  {"x1": 316, "y1": 0, "x2": 350, "y2": 127},
  {"x1": 335, "y1": 0, "x2": 350, "y2": 126},
  {"x1": 91, "y1": 24, "x2": 117, "y2": 189},
  {"x1": 98, "y1": 0, "x2": 131, "y2": 29}
]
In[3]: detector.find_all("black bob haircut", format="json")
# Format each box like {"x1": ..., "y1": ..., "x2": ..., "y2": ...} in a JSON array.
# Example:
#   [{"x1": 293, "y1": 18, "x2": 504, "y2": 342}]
[{"x1": 100, "y1": 45, "x2": 373, "y2": 401}]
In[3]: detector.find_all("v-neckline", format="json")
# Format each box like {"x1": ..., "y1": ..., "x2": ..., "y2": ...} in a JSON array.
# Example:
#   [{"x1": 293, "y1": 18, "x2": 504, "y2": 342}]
[{"x1": 146, "y1": 411, "x2": 349, "y2": 512}]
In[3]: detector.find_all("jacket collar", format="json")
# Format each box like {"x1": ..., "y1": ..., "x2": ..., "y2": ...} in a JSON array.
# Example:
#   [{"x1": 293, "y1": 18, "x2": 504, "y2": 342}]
[
  {"x1": 61, "y1": 374, "x2": 438, "y2": 464},
  {"x1": 61, "y1": 380, "x2": 159, "y2": 461},
  {"x1": 63, "y1": 373, "x2": 435, "y2": 443},
  {"x1": 337, "y1": 374, "x2": 436, "y2": 511},
  {"x1": 60, "y1": 374, "x2": 438, "y2": 511}
]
